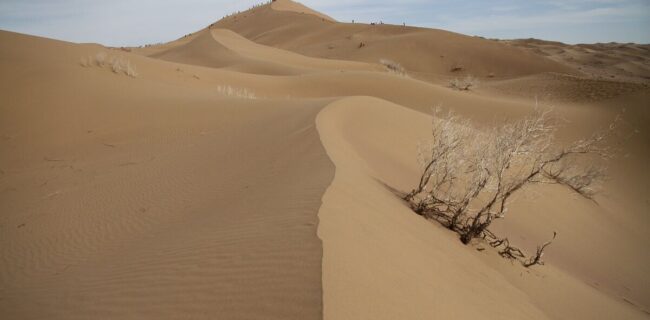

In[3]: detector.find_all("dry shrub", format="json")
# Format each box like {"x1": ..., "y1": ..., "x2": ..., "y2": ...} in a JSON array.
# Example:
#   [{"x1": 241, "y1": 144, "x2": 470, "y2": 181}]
[
  {"x1": 449, "y1": 75, "x2": 479, "y2": 91},
  {"x1": 380, "y1": 59, "x2": 407, "y2": 76},
  {"x1": 217, "y1": 85, "x2": 257, "y2": 99},
  {"x1": 95, "y1": 52, "x2": 107, "y2": 66},
  {"x1": 79, "y1": 52, "x2": 138, "y2": 78},
  {"x1": 405, "y1": 107, "x2": 619, "y2": 267},
  {"x1": 109, "y1": 56, "x2": 138, "y2": 78}
]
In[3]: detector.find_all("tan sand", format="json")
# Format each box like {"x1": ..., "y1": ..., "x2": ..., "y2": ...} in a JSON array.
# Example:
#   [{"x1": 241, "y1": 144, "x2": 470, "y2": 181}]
[
  {"x1": 503, "y1": 39, "x2": 650, "y2": 84},
  {"x1": 271, "y1": 0, "x2": 337, "y2": 22},
  {"x1": 316, "y1": 96, "x2": 647, "y2": 319},
  {"x1": 1, "y1": 0, "x2": 649, "y2": 318},
  {"x1": 150, "y1": 28, "x2": 378, "y2": 75},
  {"x1": 0, "y1": 30, "x2": 332, "y2": 319},
  {"x1": 214, "y1": 0, "x2": 577, "y2": 82}
]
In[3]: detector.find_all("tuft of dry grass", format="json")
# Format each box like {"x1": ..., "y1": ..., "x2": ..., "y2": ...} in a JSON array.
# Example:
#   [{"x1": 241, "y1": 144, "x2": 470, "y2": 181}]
[
  {"x1": 79, "y1": 52, "x2": 137, "y2": 78},
  {"x1": 217, "y1": 85, "x2": 257, "y2": 99},
  {"x1": 449, "y1": 75, "x2": 479, "y2": 91},
  {"x1": 109, "y1": 56, "x2": 138, "y2": 78},
  {"x1": 380, "y1": 59, "x2": 407, "y2": 76},
  {"x1": 95, "y1": 52, "x2": 107, "y2": 66}
]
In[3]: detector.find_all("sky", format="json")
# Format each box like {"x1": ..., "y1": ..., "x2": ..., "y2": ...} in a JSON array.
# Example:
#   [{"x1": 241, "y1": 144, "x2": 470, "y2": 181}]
[{"x1": 0, "y1": 0, "x2": 648, "y2": 47}]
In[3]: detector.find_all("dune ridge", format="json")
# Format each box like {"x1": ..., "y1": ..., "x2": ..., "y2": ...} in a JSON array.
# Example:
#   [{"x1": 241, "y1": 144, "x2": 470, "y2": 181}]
[
  {"x1": 504, "y1": 39, "x2": 650, "y2": 84},
  {"x1": 0, "y1": 30, "x2": 334, "y2": 319},
  {"x1": 271, "y1": 0, "x2": 336, "y2": 22},
  {"x1": 214, "y1": 1, "x2": 576, "y2": 81},
  {"x1": 316, "y1": 96, "x2": 647, "y2": 319}
]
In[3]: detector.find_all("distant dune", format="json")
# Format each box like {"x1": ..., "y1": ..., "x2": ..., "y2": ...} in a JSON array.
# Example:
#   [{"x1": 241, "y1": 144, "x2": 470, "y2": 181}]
[
  {"x1": 213, "y1": 1, "x2": 576, "y2": 82},
  {"x1": 504, "y1": 39, "x2": 650, "y2": 84},
  {"x1": 1, "y1": 0, "x2": 649, "y2": 319}
]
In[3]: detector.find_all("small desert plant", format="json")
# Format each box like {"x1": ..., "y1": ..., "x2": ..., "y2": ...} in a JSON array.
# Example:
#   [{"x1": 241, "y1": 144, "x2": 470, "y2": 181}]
[
  {"x1": 380, "y1": 59, "x2": 407, "y2": 76},
  {"x1": 95, "y1": 52, "x2": 107, "y2": 66},
  {"x1": 109, "y1": 56, "x2": 138, "y2": 78},
  {"x1": 217, "y1": 85, "x2": 257, "y2": 99},
  {"x1": 449, "y1": 75, "x2": 479, "y2": 91},
  {"x1": 79, "y1": 52, "x2": 137, "y2": 78},
  {"x1": 405, "y1": 107, "x2": 619, "y2": 267}
]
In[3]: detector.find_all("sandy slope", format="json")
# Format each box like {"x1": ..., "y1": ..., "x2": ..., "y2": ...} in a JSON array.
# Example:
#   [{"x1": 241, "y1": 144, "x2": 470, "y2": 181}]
[
  {"x1": 0, "y1": 30, "x2": 333, "y2": 319},
  {"x1": 480, "y1": 72, "x2": 648, "y2": 103},
  {"x1": 316, "y1": 96, "x2": 647, "y2": 319},
  {"x1": 504, "y1": 39, "x2": 650, "y2": 83},
  {"x1": 1, "y1": 1, "x2": 650, "y2": 319},
  {"x1": 150, "y1": 28, "x2": 378, "y2": 75},
  {"x1": 270, "y1": 0, "x2": 336, "y2": 22},
  {"x1": 214, "y1": 0, "x2": 576, "y2": 82}
]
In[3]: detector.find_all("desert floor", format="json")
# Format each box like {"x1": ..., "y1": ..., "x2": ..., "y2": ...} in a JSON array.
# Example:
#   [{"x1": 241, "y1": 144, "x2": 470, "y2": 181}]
[{"x1": 1, "y1": 1, "x2": 649, "y2": 319}]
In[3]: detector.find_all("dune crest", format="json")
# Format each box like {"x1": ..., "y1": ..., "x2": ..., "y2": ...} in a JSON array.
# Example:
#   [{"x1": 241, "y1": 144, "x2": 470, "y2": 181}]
[
  {"x1": 271, "y1": 0, "x2": 337, "y2": 22},
  {"x1": 316, "y1": 96, "x2": 648, "y2": 320}
]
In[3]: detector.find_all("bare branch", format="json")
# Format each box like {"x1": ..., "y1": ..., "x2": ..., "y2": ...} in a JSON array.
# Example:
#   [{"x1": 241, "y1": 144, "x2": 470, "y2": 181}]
[
  {"x1": 524, "y1": 232, "x2": 557, "y2": 267},
  {"x1": 405, "y1": 105, "x2": 620, "y2": 267}
]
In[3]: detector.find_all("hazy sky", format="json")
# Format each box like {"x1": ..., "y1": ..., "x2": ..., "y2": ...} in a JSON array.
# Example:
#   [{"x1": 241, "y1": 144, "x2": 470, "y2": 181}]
[{"x1": 0, "y1": 0, "x2": 648, "y2": 46}]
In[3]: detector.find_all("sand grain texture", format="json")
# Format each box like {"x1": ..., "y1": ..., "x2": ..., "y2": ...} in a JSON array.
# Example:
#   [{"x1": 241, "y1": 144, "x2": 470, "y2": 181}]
[{"x1": 0, "y1": 30, "x2": 333, "y2": 320}]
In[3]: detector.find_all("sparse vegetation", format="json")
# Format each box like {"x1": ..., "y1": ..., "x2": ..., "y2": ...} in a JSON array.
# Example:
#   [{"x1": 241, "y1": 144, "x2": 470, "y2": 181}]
[
  {"x1": 95, "y1": 52, "x2": 107, "y2": 66},
  {"x1": 450, "y1": 62, "x2": 464, "y2": 72},
  {"x1": 80, "y1": 51, "x2": 137, "y2": 78},
  {"x1": 405, "y1": 107, "x2": 619, "y2": 267},
  {"x1": 220, "y1": 1, "x2": 273, "y2": 21},
  {"x1": 217, "y1": 85, "x2": 257, "y2": 99},
  {"x1": 109, "y1": 56, "x2": 138, "y2": 77},
  {"x1": 449, "y1": 75, "x2": 479, "y2": 91},
  {"x1": 141, "y1": 42, "x2": 164, "y2": 48},
  {"x1": 380, "y1": 59, "x2": 407, "y2": 76}
]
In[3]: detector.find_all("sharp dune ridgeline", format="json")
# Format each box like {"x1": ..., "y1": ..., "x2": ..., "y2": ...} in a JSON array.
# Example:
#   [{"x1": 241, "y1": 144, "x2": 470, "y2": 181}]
[{"x1": 1, "y1": 0, "x2": 649, "y2": 319}]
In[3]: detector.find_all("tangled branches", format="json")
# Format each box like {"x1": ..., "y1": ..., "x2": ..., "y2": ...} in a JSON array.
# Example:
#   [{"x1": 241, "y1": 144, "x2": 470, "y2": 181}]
[{"x1": 405, "y1": 107, "x2": 618, "y2": 267}]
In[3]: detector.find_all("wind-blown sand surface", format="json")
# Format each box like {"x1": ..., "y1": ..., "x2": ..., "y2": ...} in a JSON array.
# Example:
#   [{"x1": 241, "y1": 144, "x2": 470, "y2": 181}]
[
  {"x1": 503, "y1": 38, "x2": 650, "y2": 84},
  {"x1": 1, "y1": 0, "x2": 649, "y2": 319}
]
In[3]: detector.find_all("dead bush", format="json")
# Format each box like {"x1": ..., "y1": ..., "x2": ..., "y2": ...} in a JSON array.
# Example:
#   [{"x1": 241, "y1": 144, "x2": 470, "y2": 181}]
[
  {"x1": 449, "y1": 75, "x2": 479, "y2": 90},
  {"x1": 380, "y1": 59, "x2": 407, "y2": 76},
  {"x1": 405, "y1": 107, "x2": 619, "y2": 267},
  {"x1": 79, "y1": 52, "x2": 137, "y2": 78}
]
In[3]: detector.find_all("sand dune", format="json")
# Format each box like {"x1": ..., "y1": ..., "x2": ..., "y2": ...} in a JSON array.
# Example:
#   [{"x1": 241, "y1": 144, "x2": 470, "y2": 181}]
[
  {"x1": 317, "y1": 96, "x2": 647, "y2": 319},
  {"x1": 480, "y1": 72, "x2": 648, "y2": 103},
  {"x1": 1, "y1": 0, "x2": 649, "y2": 319},
  {"x1": 270, "y1": 0, "x2": 336, "y2": 22},
  {"x1": 0, "y1": 30, "x2": 332, "y2": 319},
  {"x1": 150, "y1": 28, "x2": 377, "y2": 75},
  {"x1": 504, "y1": 39, "x2": 650, "y2": 83},
  {"x1": 214, "y1": 0, "x2": 576, "y2": 82}
]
